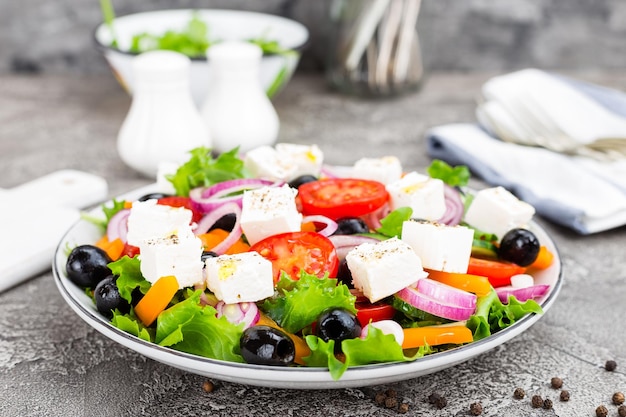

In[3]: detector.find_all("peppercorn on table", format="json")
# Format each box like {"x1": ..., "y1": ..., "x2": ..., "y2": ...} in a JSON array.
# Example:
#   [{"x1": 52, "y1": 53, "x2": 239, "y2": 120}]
[{"x1": 1, "y1": 72, "x2": 625, "y2": 417}]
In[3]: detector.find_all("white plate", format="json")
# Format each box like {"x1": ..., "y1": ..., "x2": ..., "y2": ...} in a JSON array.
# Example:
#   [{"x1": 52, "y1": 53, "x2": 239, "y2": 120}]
[{"x1": 52, "y1": 185, "x2": 562, "y2": 389}]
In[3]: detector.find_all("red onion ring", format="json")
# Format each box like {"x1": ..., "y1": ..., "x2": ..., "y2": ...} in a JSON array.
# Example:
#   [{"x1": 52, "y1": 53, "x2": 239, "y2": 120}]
[
  {"x1": 364, "y1": 203, "x2": 390, "y2": 231},
  {"x1": 189, "y1": 179, "x2": 280, "y2": 213},
  {"x1": 106, "y1": 209, "x2": 130, "y2": 243},
  {"x1": 215, "y1": 301, "x2": 260, "y2": 329},
  {"x1": 396, "y1": 286, "x2": 475, "y2": 321},
  {"x1": 438, "y1": 185, "x2": 464, "y2": 226},
  {"x1": 495, "y1": 284, "x2": 550, "y2": 304},
  {"x1": 417, "y1": 278, "x2": 477, "y2": 309},
  {"x1": 329, "y1": 235, "x2": 381, "y2": 260},
  {"x1": 194, "y1": 202, "x2": 243, "y2": 255},
  {"x1": 302, "y1": 215, "x2": 338, "y2": 236}
]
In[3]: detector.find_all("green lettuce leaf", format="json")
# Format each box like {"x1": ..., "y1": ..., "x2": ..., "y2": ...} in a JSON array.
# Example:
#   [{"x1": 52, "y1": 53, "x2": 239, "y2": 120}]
[
  {"x1": 108, "y1": 256, "x2": 151, "y2": 304},
  {"x1": 81, "y1": 198, "x2": 127, "y2": 231},
  {"x1": 155, "y1": 291, "x2": 244, "y2": 363},
  {"x1": 375, "y1": 207, "x2": 413, "y2": 238},
  {"x1": 467, "y1": 289, "x2": 543, "y2": 340},
  {"x1": 260, "y1": 271, "x2": 356, "y2": 334},
  {"x1": 111, "y1": 310, "x2": 153, "y2": 342},
  {"x1": 166, "y1": 147, "x2": 248, "y2": 197},
  {"x1": 427, "y1": 159, "x2": 470, "y2": 187}
]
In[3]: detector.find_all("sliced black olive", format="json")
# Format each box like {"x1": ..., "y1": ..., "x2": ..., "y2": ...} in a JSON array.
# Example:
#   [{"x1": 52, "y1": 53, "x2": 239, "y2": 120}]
[
  {"x1": 66, "y1": 245, "x2": 113, "y2": 288},
  {"x1": 137, "y1": 192, "x2": 172, "y2": 201},
  {"x1": 498, "y1": 228, "x2": 540, "y2": 266},
  {"x1": 315, "y1": 308, "x2": 361, "y2": 345},
  {"x1": 240, "y1": 325, "x2": 295, "y2": 366},
  {"x1": 333, "y1": 217, "x2": 369, "y2": 235},
  {"x1": 201, "y1": 251, "x2": 219, "y2": 263},
  {"x1": 208, "y1": 213, "x2": 237, "y2": 232},
  {"x1": 336, "y1": 258, "x2": 354, "y2": 288},
  {"x1": 288, "y1": 174, "x2": 318, "y2": 189},
  {"x1": 94, "y1": 275, "x2": 130, "y2": 318}
]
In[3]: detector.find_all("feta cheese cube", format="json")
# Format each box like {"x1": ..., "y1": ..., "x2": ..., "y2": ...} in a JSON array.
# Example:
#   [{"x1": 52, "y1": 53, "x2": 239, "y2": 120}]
[
  {"x1": 463, "y1": 186, "x2": 535, "y2": 240},
  {"x1": 126, "y1": 199, "x2": 194, "y2": 246},
  {"x1": 205, "y1": 252, "x2": 274, "y2": 303},
  {"x1": 345, "y1": 237, "x2": 427, "y2": 303},
  {"x1": 401, "y1": 220, "x2": 474, "y2": 273},
  {"x1": 240, "y1": 184, "x2": 303, "y2": 245},
  {"x1": 351, "y1": 156, "x2": 402, "y2": 185},
  {"x1": 138, "y1": 234, "x2": 204, "y2": 288},
  {"x1": 244, "y1": 145, "x2": 297, "y2": 181},
  {"x1": 386, "y1": 172, "x2": 446, "y2": 220},
  {"x1": 275, "y1": 143, "x2": 324, "y2": 180}
]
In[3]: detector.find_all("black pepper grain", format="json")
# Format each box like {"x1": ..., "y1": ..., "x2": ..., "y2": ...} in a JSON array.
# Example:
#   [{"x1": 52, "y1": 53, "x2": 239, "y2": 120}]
[
  {"x1": 385, "y1": 396, "x2": 398, "y2": 409},
  {"x1": 398, "y1": 403, "x2": 410, "y2": 414},
  {"x1": 428, "y1": 392, "x2": 442, "y2": 404},
  {"x1": 613, "y1": 392, "x2": 625, "y2": 405},
  {"x1": 550, "y1": 376, "x2": 563, "y2": 389},
  {"x1": 560, "y1": 390, "x2": 570, "y2": 402},
  {"x1": 543, "y1": 398, "x2": 553, "y2": 410},
  {"x1": 375, "y1": 392, "x2": 387, "y2": 405},
  {"x1": 596, "y1": 405, "x2": 608, "y2": 417},
  {"x1": 513, "y1": 387, "x2": 525, "y2": 399},
  {"x1": 385, "y1": 389, "x2": 397, "y2": 398},
  {"x1": 531, "y1": 395, "x2": 543, "y2": 408},
  {"x1": 605, "y1": 360, "x2": 617, "y2": 371},
  {"x1": 434, "y1": 396, "x2": 447, "y2": 409},
  {"x1": 202, "y1": 380, "x2": 215, "y2": 393},
  {"x1": 618, "y1": 405, "x2": 626, "y2": 417},
  {"x1": 470, "y1": 402, "x2": 483, "y2": 415}
]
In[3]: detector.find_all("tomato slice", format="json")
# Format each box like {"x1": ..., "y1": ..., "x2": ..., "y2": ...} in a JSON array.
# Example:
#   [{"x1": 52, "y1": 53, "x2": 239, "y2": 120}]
[
  {"x1": 355, "y1": 301, "x2": 396, "y2": 327},
  {"x1": 249, "y1": 231, "x2": 339, "y2": 283},
  {"x1": 121, "y1": 242, "x2": 140, "y2": 259},
  {"x1": 466, "y1": 257, "x2": 527, "y2": 288},
  {"x1": 298, "y1": 178, "x2": 389, "y2": 220},
  {"x1": 157, "y1": 196, "x2": 203, "y2": 223}
]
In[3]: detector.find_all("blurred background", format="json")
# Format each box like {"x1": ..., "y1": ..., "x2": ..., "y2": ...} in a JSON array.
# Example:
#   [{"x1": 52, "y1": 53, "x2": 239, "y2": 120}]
[{"x1": 3, "y1": 0, "x2": 626, "y2": 76}]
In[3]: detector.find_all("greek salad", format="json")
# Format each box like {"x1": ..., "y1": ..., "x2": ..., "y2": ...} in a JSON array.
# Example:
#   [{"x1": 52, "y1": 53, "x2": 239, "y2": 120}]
[{"x1": 66, "y1": 144, "x2": 555, "y2": 380}]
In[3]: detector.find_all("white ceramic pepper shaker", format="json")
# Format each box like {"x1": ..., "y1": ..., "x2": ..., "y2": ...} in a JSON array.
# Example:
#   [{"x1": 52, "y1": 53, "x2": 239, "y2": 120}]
[
  {"x1": 201, "y1": 41, "x2": 279, "y2": 154},
  {"x1": 117, "y1": 50, "x2": 210, "y2": 178}
]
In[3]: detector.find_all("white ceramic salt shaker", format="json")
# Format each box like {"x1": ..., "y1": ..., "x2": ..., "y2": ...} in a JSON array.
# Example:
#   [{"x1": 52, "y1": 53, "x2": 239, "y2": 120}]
[
  {"x1": 201, "y1": 41, "x2": 279, "y2": 154},
  {"x1": 117, "y1": 50, "x2": 210, "y2": 178}
]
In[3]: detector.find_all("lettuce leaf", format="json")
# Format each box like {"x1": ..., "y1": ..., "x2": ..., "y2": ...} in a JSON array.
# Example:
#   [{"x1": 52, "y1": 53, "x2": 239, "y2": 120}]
[
  {"x1": 111, "y1": 309, "x2": 153, "y2": 342},
  {"x1": 427, "y1": 159, "x2": 470, "y2": 187},
  {"x1": 108, "y1": 256, "x2": 150, "y2": 303},
  {"x1": 467, "y1": 289, "x2": 543, "y2": 340},
  {"x1": 375, "y1": 207, "x2": 413, "y2": 238},
  {"x1": 166, "y1": 147, "x2": 247, "y2": 197},
  {"x1": 260, "y1": 271, "x2": 356, "y2": 334},
  {"x1": 304, "y1": 326, "x2": 430, "y2": 380}
]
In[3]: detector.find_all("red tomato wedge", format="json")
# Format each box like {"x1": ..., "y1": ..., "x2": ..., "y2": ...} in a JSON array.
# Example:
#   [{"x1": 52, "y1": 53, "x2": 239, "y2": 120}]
[
  {"x1": 298, "y1": 178, "x2": 389, "y2": 220},
  {"x1": 355, "y1": 301, "x2": 396, "y2": 327},
  {"x1": 249, "y1": 231, "x2": 339, "y2": 283},
  {"x1": 466, "y1": 257, "x2": 527, "y2": 288}
]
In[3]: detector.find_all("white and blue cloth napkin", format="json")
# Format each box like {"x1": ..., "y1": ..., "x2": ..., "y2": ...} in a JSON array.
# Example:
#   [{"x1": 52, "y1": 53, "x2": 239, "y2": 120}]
[{"x1": 426, "y1": 69, "x2": 626, "y2": 234}]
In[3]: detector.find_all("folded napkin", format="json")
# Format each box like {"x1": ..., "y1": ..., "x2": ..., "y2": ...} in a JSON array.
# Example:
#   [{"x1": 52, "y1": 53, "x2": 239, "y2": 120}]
[{"x1": 426, "y1": 69, "x2": 626, "y2": 234}]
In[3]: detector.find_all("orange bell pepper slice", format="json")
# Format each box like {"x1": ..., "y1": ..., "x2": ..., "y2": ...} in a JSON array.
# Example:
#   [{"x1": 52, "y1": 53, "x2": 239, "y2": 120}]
[
  {"x1": 528, "y1": 246, "x2": 554, "y2": 270},
  {"x1": 197, "y1": 229, "x2": 250, "y2": 255},
  {"x1": 256, "y1": 313, "x2": 311, "y2": 365},
  {"x1": 94, "y1": 236, "x2": 125, "y2": 261},
  {"x1": 402, "y1": 325, "x2": 474, "y2": 349},
  {"x1": 425, "y1": 269, "x2": 492, "y2": 297},
  {"x1": 134, "y1": 275, "x2": 179, "y2": 326}
]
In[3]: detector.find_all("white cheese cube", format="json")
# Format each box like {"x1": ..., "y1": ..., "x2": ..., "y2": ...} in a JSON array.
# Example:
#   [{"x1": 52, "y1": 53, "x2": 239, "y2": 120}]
[
  {"x1": 346, "y1": 237, "x2": 427, "y2": 303},
  {"x1": 401, "y1": 220, "x2": 474, "y2": 273},
  {"x1": 386, "y1": 172, "x2": 446, "y2": 220},
  {"x1": 240, "y1": 184, "x2": 303, "y2": 245},
  {"x1": 275, "y1": 143, "x2": 324, "y2": 180},
  {"x1": 126, "y1": 199, "x2": 195, "y2": 246},
  {"x1": 244, "y1": 145, "x2": 297, "y2": 181},
  {"x1": 138, "y1": 234, "x2": 204, "y2": 288},
  {"x1": 463, "y1": 186, "x2": 535, "y2": 240},
  {"x1": 351, "y1": 156, "x2": 403, "y2": 185},
  {"x1": 205, "y1": 252, "x2": 274, "y2": 303}
]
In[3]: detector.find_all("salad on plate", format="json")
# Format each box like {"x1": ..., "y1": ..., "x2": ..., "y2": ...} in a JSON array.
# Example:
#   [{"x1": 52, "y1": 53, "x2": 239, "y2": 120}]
[{"x1": 64, "y1": 144, "x2": 556, "y2": 380}]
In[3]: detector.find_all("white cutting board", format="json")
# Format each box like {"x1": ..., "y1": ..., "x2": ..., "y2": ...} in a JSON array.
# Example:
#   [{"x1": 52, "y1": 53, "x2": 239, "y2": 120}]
[{"x1": 0, "y1": 170, "x2": 108, "y2": 293}]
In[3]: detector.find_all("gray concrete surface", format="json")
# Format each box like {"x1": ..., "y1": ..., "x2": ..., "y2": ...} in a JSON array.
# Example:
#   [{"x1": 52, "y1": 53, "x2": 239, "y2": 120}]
[
  {"x1": 2, "y1": 0, "x2": 626, "y2": 75},
  {"x1": 1, "y1": 72, "x2": 625, "y2": 416}
]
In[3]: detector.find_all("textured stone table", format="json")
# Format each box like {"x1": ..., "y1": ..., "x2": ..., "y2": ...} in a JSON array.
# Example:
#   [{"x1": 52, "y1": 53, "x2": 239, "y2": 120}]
[{"x1": 1, "y1": 72, "x2": 625, "y2": 417}]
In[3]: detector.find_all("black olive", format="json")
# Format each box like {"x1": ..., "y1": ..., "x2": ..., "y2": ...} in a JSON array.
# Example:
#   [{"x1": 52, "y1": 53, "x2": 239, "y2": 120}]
[
  {"x1": 336, "y1": 258, "x2": 354, "y2": 288},
  {"x1": 240, "y1": 325, "x2": 295, "y2": 366},
  {"x1": 288, "y1": 174, "x2": 317, "y2": 189},
  {"x1": 316, "y1": 308, "x2": 361, "y2": 345},
  {"x1": 208, "y1": 213, "x2": 237, "y2": 232},
  {"x1": 498, "y1": 228, "x2": 540, "y2": 266},
  {"x1": 66, "y1": 245, "x2": 113, "y2": 288},
  {"x1": 201, "y1": 251, "x2": 219, "y2": 263},
  {"x1": 94, "y1": 275, "x2": 130, "y2": 318},
  {"x1": 137, "y1": 192, "x2": 172, "y2": 201},
  {"x1": 333, "y1": 217, "x2": 369, "y2": 235}
]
